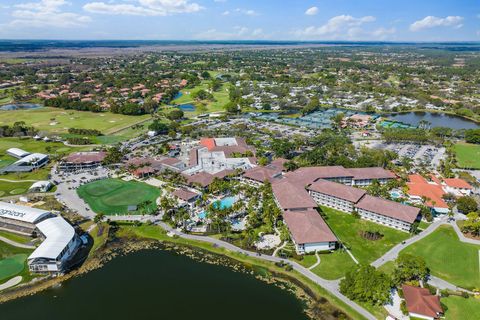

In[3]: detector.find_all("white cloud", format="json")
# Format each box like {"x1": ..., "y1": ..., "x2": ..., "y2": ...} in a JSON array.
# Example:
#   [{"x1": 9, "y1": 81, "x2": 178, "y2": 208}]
[
  {"x1": 305, "y1": 7, "x2": 318, "y2": 16},
  {"x1": 371, "y1": 27, "x2": 396, "y2": 39},
  {"x1": 293, "y1": 15, "x2": 376, "y2": 39},
  {"x1": 9, "y1": 0, "x2": 91, "y2": 28},
  {"x1": 410, "y1": 16, "x2": 464, "y2": 31},
  {"x1": 195, "y1": 26, "x2": 265, "y2": 40},
  {"x1": 222, "y1": 10, "x2": 230, "y2": 16},
  {"x1": 235, "y1": 8, "x2": 259, "y2": 16},
  {"x1": 83, "y1": 0, "x2": 204, "y2": 16}
]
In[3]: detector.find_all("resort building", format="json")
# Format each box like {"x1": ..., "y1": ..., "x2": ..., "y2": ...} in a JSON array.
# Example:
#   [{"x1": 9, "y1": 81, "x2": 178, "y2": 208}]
[
  {"x1": 242, "y1": 165, "x2": 283, "y2": 187},
  {"x1": 0, "y1": 202, "x2": 80, "y2": 273},
  {"x1": 402, "y1": 285, "x2": 444, "y2": 320},
  {"x1": 172, "y1": 188, "x2": 201, "y2": 208},
  {"x1": 1, "y1": 148, "x2": 49, "y2": 173},
  {"x1": 28, "y1": 181, "x2": 53, "y2": 193},
  {"x1": 347, "y1": 167, "x2": 396, "y2": 186},
  {"x1": 283, "y1": 209, "x2": 337, "y2": 254},
  {"x1": 308, "y1": 179, "x2": 366, "y2": 213},
  {"x1": 6, "y1": 147, "x2": 31, "y2": 159},
  {"x1": 406, "y1": 174, "x2": 473, "y2": 214},
  {"x1": 272, "y1": 180, "x2": 317, "y2": 212},
  {"x1": 184, "y1": 137, "x2": 255, "y2": 175},
  {"x1": 58, "y1": 151, "x2": 107, "y2": 172},
  {"x1": 355, "y1": 195, "x2": 421, "y2": 232}
]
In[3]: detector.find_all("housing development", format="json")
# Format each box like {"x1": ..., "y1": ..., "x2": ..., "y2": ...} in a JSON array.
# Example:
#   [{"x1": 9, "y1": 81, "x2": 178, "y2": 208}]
[{"x1": 1, "y1": 38, "x2": 480, "y2": 320}]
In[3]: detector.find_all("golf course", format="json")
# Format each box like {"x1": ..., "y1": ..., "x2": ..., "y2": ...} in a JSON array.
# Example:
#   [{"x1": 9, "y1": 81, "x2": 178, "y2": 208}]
[{"x1": 77, "y1": 179, "x2": 161, "y2": 215}]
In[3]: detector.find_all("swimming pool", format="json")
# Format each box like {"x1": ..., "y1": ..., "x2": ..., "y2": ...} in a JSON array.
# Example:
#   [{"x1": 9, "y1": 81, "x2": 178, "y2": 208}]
[
  {"x1": 213, "y1": 196, "x2": 236, "y2": 210},
  {"x1": 390, "y1": 190, "x2": 402, "y2": 199},
  {"x1": 177, "y1": 104, "x2": 195, "y2": 112}
]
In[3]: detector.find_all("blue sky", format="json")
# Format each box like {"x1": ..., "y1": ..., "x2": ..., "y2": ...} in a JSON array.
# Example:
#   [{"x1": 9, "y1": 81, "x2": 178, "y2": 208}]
[{"x1": 0, "y1": 0, "x2": 478, "y2": 41}]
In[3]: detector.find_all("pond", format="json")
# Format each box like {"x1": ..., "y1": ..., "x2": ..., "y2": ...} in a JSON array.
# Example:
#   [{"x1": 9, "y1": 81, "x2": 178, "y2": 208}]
[
  {"x1": 386, "y1": 111, "x2": 479, "y2": 130},
  {"x1": 173, "y1": 92, "x2": 183, "y2": 100},
  {"x1": 0, "y1": 103, "x2": 43, "y2": 111},
  {"x1": 0, "y1": 249, "x2": 309, "y2": 320},
  {"x1": 177, "y1": 103, "x2": 196, "y2": 112}
]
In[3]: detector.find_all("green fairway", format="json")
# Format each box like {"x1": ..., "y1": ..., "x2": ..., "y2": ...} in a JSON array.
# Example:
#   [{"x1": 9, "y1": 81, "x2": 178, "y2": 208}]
[
  {"x1": 0, "y1": 240, "x2": 32, "y2": 282},
  {"x1": 0, "y1": 180, "x2": 33, "y2": 197},
  {"x1": 454, "y1": 143, "x2": 480, "y2": 169},
  {"x1": 77, "y1": 179, "x2": 161, "y2": 215},
  {"x1": 311, "y1": 250, "x2": 357, "y2": 279},
  {"x1": 442, "y1": 296, "x2": 480, "y2": 320},
  {"x1": 172, "y1": 81, "x2": 230, "y2": 115},
  {"x1": 320, "y1": 206, "x2": 410, "y2": 264},
  {"x1": 401, "y1": 225, "x2": 480, "y2": 290},
  {"x1": 0, "y1": 254, "x2": 28, "y2": 282},
  {"x1": 0, "y1": 107, "x2": 150, "y2": 135}
]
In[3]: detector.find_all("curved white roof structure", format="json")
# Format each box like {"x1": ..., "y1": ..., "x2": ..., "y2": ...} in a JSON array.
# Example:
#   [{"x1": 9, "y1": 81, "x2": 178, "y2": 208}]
[
  {"x1": 28, "y1": 217, "x2": 76, "y2": 261},
  {"x1": 6, "y1": 148, "x2": 30, "y2": 159},
  {"x1": 0, "y1": 201, "x2": 51, "y2": 224}
]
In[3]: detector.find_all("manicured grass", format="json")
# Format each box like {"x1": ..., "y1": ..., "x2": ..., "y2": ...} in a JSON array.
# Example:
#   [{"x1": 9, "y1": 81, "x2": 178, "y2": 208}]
[
  {"x1": 0, "y1": 180, "x2": 33, "y2": 197},
  {"x1": 0, "y1": 231, "x2": 32, "y2": 244},
  {"x1": 172, "y1": 81, "x2": 230, "y2": 115},
  {"x1": 401, "y1": 225, "x2": 480, "y2": 290},
  {"x1": 298, "y1": 253, "x2": 317, "y2": 268},
  {"x1": 454, "y1": 143, "x2": 480, "y2": 169},
  {"x1": 377, "y1": 260, "x2": 395, "y2": 276},
  {"x1": 0, "y1": 241, "x2": 32, "y2": 283},
  {"x1": 0, "y1": 254, "x2": 28, "y2": 282},
  {"x1": 442, "y1": 296, "x2": 480, "y2": 320},
  {"x1": 0, "y1": 107, "x2": 150, "y2": 135},
  {"x1": 77, "y1": 178, "x2": 161, "y2": 215},
  {"x1": 311, "y1": 250, "x2": 357, "y2": 280},
  {"x1": 320, "y1": 206, "x2": 410, "y2": 264}
]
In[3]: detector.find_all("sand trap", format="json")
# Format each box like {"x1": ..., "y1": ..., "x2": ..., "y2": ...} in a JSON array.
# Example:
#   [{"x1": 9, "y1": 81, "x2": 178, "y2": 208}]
[
  {"x1": 0, "y1": 276, "x2": 22, "y2": 291},
  {"x1": 255, "y1": 234, "x2": 281, "y2": 250}
]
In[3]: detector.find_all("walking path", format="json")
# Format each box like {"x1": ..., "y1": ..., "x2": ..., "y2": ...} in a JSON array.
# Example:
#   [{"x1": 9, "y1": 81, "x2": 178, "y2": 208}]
[
  {"x1": 308, "y1": 251, "x2": 321, "y2": 270},
  {"x1": 0, "y1": 235, "x2": 35, "y2": 249},
  {"x1": 156, "y1": 221, "x2": 376, "y2": 320},
  {"x1": 272, "y1": 241, "x2": 287, "y2": 257},
  {"x1": 0, "y1": 178, "x2": 39, "y2": 183},
  {"x1": 0, "y1": 276, "x2": 22, "y2": 291}
]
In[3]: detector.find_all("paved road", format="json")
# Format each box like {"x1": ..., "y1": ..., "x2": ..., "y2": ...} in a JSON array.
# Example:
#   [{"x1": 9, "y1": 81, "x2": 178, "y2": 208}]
[
  {"x1": 428, "y1": 275, "x2": 473, "y2": 294},
  {"x1": 371, "y1": 216, "x2": 448, "y2": 268},
  {"x1": 0, "y1": 236, "x2": 35, "y2": 249},
  {"x1": 156, "y1": 221, "x2": 376, "y2": 320}
]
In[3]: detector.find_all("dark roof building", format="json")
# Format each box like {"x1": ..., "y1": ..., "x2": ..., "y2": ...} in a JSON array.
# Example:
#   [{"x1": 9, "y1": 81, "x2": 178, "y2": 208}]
[{"x1": 402, "y1": 285, "x2": 443, "y2": 319}]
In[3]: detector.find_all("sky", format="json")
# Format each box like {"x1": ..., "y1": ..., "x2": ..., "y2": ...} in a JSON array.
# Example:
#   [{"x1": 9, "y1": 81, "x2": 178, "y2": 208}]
[{"x1": 0, "y1": 0, "x2": 478, "y2": 41}]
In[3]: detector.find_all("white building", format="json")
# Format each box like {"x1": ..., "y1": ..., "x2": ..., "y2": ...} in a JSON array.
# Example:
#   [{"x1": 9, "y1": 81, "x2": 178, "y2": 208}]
[{"x1": 0, "y1": 202, "x2": 80, "y2": 273}]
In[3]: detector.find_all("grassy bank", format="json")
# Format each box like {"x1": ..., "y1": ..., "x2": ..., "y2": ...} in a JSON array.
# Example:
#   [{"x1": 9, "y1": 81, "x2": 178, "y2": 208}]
[{"x1": 117, "y1": 224, "x2": 368, "y2": 320}]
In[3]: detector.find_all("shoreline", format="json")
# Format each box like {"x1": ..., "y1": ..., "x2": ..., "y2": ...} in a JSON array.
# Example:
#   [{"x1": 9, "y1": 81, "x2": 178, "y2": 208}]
[{"x1": 0, "y1": 227, "x2": 364, "y2": 320}]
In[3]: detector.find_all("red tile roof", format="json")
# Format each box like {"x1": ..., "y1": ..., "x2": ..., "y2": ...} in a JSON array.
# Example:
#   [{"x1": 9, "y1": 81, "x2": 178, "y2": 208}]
[
  {"x1": 283, "y1": 209, "x2": 337, "y2": 244},
  {"x1": 272, "y1": 180, "x2": 317, "y2": 210},
  {"x1": 407, "y1": 174, "x2": 448, "y2": 209},
  {"x1": 284, "y1": 166, "x2": 353, "y2": 186},
  {"x1": 200, "y1": 138, "x2": 216, "y2": 151},
  {"x1": 355, "y1": 195, "x2": 420, "y2": 223},
  {"x1": 402, "y1": 285, "x2": 443, "y2": 318},
  {"x1": 308, "y1": 179, "x2": 366, "y2": 203},
  {"x1": 444, "y1": 178, "x2": 473, "y2": 189},
  {"x1": 184, "y1": 172, "x2": 214, "y2": 188}
]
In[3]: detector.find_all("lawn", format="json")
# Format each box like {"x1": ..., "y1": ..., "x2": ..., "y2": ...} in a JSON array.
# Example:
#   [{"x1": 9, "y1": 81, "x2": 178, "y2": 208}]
[
  {"x1": 454, "y1": 143, "x2": 480, "y2": 169},
  {"x1": 172, "y1": 81, "x2": 230, "y2": 115},
  {"x1": 442, "y1": 296, "x2": 480, "y2": 320},
  {"x1": 0, "y1": 180, "x2": 34, "y2": 197},
  {"x1": 77, "y1": 178, "x2": 161, "y2": 215},
  {"x1": 0, "y1": 231, "x2": 32, "y2": 244},
  {"x1": 311, "y1": 250, "x2": 357, "y2": 280},
  {"x1": 0, "y1": 241, "x2": 32, "y2": 283},
  {"x1": 320, "y1": 206, "x2": 410, "y2": 264},
  {"x1": 401, "y1": 225, "x2": 480, "y2": 290},
  {"x1": 0, "y1": 107, "x2": 150, "y2": 135}
]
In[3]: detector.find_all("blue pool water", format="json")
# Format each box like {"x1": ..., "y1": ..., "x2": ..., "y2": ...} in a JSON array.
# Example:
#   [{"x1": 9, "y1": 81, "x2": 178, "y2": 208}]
[
  {"x1": 198, "y1": 211, "x2": 207, "y2": 219},
  {"x1": 213, "y1": 196, "x2": 236, "y2": 210},
  {"x1": 390, "y1": 191, "x2": 401, "y2": 199},
  {"x1": 173, "y1": 92, "x2": 183, "y2": 100},
  {"x1": 177, "y1": 104, "x2": 195, "y2": 112}
]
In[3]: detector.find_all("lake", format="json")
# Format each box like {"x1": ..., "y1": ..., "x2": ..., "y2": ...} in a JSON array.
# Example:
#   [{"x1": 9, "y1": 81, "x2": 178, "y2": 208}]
[
  {"x1": 0, "y1": 103, "x2": 43, "y2": 111},
  {"x1": 386, "y1": 111, "x2": 479, "y2": 130},
  {"x1": 0, "y1": 249, "x2": 309, "y2": 320}
]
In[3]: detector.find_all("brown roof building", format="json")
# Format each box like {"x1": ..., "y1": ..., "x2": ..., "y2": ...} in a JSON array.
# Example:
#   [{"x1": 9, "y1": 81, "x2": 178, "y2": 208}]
[
  {"x1": 355, "y1": 195, "x2": 420, "y2": 224},
  {"x1": 402, "y1": 285, "x2": 443, "y2": 319},
  {"x1": 283, "y1": 209, "x2": 337, "y2": 244},
  {"x1": 308, "y1": 179, "x2": 366, "y2": 203},
  {"x1": 272, "y1": 180, "x2": 317, "y2": 211}
]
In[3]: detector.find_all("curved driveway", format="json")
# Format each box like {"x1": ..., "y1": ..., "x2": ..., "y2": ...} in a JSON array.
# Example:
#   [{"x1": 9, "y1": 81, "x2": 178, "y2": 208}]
[{"x1": 156, "y1": 221, "x2": 376, "y2": 320}]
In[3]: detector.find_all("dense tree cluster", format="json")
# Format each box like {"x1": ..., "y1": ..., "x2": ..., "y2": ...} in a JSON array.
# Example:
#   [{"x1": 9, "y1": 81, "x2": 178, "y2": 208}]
[
  {"x1": 0, "y1": 122, "x2": 36, "y2": 137},
  {"x1": 45, "y1": 96, "x2": 102, "y2": 112},
  {"x1": 68, "y1": 128, "x2": 102, "y2": 136}
]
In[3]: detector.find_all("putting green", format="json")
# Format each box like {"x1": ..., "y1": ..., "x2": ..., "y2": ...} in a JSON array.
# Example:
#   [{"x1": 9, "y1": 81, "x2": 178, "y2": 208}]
[
  {"x1": 10, "y1": 188, "x2": 26, "y2": 195},
  {"x1": 77, "y1": 179, "x2": 161, "y2": 215},
  {"x1": 0, "y1": 254, "x2": 28, "y2": 282}
]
